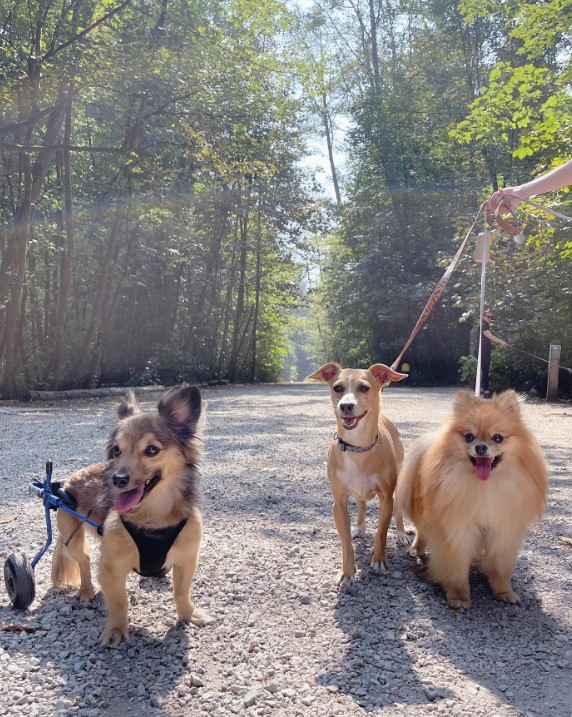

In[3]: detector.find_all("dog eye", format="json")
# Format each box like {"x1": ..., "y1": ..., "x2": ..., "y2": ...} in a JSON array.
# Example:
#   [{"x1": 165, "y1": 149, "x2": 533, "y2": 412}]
[
  {"x1": 464, "y1": 433, "x2": 474, "y2": 443},
  {"x1": 492, "y1": 434, "x2": 504, "y2": 443},
  {"x1": 112, "y1": 445, "x2": 121, "y2": 457},
  {"x1": 358, "y1": 385, "x2": 369, "y2": 393},
  {"x1": 333, "y1": 384, "x2": 344, "y2": 393},
  {"x1": 144, "y1": 445, "x2": 160, "y2": 457}
]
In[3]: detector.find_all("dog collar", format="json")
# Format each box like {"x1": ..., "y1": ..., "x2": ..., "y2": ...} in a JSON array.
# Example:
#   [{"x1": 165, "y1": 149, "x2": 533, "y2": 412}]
[{"x1": 334, "y1": 432, "x2": 379, "y2": 453}]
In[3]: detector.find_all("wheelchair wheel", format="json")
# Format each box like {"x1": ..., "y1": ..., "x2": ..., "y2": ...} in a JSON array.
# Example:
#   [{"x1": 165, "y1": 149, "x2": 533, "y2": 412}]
[{"x1": 4, "y1": 552, "x2": 35, "y2": 609}]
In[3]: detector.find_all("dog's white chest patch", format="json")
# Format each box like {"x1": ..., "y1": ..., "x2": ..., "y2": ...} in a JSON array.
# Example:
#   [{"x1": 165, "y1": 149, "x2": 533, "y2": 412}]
[{"x1": 336, "y1": 455, "x2": 379, "y2": 499}]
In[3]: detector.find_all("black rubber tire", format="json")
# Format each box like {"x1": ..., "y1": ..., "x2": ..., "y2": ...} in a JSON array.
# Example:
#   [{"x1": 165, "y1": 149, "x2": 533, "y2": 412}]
[{"x1": 4, "y1": 552, "x2": 35, "y2": 609}]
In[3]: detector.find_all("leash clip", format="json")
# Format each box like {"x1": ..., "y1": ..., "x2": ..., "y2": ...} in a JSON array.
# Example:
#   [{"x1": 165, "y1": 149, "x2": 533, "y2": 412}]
[{"x1": 333, "y1": 432, "x2": 347, "y2": 451}]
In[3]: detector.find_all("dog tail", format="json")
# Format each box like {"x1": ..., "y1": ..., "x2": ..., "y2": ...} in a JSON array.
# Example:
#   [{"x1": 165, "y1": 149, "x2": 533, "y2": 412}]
[
  {"x1": 394, "y1": 437, "x2": 423, "y2": 547},
  {"x1": 395, "y1": 432, "x2": 434, "y2": 522},
  {"x1": 51, "y1": 533, "x2": 81, "y2": 588}
]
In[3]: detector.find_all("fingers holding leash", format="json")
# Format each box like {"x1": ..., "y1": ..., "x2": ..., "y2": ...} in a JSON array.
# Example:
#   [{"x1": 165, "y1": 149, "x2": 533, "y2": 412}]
[
  {"x1": 488, "y1": 187, "x2": 525, "y2": 213},
  {"x1": 485, "y1": 195, "x2": 524, "y2": 236}
]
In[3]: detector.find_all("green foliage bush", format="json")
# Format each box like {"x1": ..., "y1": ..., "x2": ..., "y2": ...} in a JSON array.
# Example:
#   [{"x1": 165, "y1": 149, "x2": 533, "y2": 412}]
[{"x1": 458, "y1": 355, "x2": 477, "y2": 385}]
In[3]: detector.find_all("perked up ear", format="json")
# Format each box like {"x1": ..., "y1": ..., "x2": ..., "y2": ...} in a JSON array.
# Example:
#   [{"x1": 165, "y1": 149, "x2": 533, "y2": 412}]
[
  {"x1": 306, "y1": 362, "x2": 342, "y2": 384},
  {"x1": 493, "y1": 389, "x2": 522, "y2": 415},
  {"x1": 117, "y1": 390, "x2": 141, "y2": 419},
  {"x1": 368, "y1": 363, "x2": 408, "y2": 388},
  {"x1": 158, "y1": 385, "x2": 202, "y2": 439},
  {"x1": 452, "y1": 389, "x2": 480, "y2": 415}
]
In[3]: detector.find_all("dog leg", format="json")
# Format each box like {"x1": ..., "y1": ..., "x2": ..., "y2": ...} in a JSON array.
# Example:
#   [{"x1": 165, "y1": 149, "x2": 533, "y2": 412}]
[
  {"x1": 429, "y1": 537, "x2": 471, "y2": 608},
  {"x1": 173, "y1": 562, "x2": 212, "y2": 626},
  {"x1": 173, "y1": 514, "x2": 212, "y2": 626},
  {"x1": 333, "y1": 499, "x2": 355, "y2": 588},
  {"x1": 394, "y1": 506, "x2": 411, "y2": 546},
  {"x1": 53, "y1": 512, "x2": 95, "y2": 601},
  {"x1": 98, "y1": 559, "x2": 132, "y2": 645},
  {"x1": 409, "y1": 530, "x2": 428, "y2": 558},
  {"x1": 482, "y1": 537, "x2": 521, "y2": 604},
  {"x1": 351, "y1": 500, "x2": 367, "y2": 539},
  {"x1": 371, "y1": 494, "x2": 392, "y2": 573}
]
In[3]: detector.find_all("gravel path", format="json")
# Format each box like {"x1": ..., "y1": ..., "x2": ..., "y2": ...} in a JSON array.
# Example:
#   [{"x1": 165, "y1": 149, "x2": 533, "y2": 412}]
[{"x1": 0, "y1": 384, "x2": 571, "y2": 717}]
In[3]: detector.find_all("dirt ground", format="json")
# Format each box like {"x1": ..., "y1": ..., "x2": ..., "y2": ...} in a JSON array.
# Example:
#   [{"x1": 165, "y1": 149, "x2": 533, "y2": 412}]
[{"x1": 0, "y1": 384, "x2": 571, "y2": 717}]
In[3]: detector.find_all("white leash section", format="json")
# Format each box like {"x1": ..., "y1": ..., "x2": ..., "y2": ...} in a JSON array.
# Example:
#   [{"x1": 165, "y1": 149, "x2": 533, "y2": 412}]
[
  {"x1": 518, "y1": 196, "x2": 572, "y2": 222},
  {"x1": 475, "y1": 211, "x2": 489, "y2": 397}
]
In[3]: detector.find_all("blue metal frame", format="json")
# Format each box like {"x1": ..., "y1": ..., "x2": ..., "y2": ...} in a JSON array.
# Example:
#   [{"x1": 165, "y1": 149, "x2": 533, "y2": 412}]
[{"x1": 29, "y1": 462, "x2": 102, "y2": 569}]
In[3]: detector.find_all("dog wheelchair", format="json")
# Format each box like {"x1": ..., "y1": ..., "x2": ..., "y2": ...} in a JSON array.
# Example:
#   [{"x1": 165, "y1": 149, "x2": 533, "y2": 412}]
[{"x1": 4, "y1": 461, "x2": 102, "y2": 610}]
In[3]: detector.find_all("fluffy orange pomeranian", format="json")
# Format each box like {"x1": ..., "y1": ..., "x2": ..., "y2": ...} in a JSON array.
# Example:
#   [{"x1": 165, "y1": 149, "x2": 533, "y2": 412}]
[{"x1": 395, "y1": 390, "x2": 548, "y2": 608}]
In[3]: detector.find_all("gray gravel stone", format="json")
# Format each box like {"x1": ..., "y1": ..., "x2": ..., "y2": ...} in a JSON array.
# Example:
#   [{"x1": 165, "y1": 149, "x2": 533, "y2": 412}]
[{"x1": 0, "y1": 386, "x2": 570, "y2": 717}]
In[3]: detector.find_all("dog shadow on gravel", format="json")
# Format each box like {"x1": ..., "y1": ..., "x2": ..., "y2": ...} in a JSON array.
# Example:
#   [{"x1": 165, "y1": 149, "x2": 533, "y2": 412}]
[
  {"x1": 423, "y1": 552, "x2": 572, "y2": 717},
  {"x1": 317, "y1": 536, "x2": 572, "y2": 715},
  {"x1": 316, "y1": 538, "x2": 451, "y2": 711},
  {"x1": 0, "y1": 579, "x2": 199, "y2": 717}
]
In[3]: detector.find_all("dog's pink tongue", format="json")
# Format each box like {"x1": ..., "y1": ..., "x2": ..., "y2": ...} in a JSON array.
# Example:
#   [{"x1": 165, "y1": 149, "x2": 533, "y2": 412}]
[
  {"x1": 115, "y1": 485, "x2": 145, "y2": 512},
  {"x1": 475, "y1": 457, "x2": 493, "y2": 481}
]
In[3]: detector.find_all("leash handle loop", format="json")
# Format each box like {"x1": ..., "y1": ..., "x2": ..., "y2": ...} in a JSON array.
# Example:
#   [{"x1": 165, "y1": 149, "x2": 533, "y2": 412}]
[{"x1": 486, "y1": 198, "x2": 524, "y2": 235}]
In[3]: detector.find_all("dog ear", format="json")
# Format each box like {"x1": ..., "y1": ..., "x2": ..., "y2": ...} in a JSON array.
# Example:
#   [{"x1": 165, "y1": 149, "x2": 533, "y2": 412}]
[
  {"x1": 306, "y1": 362, "x2": 341, "y2": 383},
  {"x1": 368, "y1": 364, "x2": 408, "y2": 388},
  {"x1": 118, "y1": 390, "x2": 141, "y2": 419},
  {"x1": 158, "y1": 385, "x2": 202, "y2": 438},
  {"x1": 493, "y1": 389, "x2": 522, "y2": 415},
  {"x1": 452, "y1": 389, "x2": 478, "y2": 411}
]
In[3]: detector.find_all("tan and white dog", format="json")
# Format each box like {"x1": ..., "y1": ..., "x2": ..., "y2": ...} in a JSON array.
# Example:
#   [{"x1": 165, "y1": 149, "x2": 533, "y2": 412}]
[{"x1": 308, "y1": 362, "x2": 409, "y2": 587}]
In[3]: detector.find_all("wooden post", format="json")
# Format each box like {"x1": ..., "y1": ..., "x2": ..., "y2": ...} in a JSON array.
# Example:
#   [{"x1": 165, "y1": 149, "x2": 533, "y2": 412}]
[{"x1": 547, "y1": 340, "x2": 561, "y2": 401}]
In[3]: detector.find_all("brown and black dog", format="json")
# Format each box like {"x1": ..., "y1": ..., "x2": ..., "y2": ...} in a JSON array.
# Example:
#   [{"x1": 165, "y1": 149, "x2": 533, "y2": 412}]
[
  {"x1": 308, "y1": 363, "x2": 408, "y2": 587},
  {"x1": 51, "y1": 386, "x2": 212, "y2": 644}
]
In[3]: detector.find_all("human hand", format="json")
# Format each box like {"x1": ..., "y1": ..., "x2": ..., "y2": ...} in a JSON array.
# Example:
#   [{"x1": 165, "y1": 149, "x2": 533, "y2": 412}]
[
  {"x1": 500, "y1": 340, "x2": 508, "y2": 349},
  {"x1": 489, "y1": 188, "x2": 526, "y2": 213}
]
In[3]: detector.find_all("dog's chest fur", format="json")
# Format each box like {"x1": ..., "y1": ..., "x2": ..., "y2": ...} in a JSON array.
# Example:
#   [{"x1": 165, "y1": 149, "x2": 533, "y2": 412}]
[{"x1": 334, "y1": 451, "x2": 381, "y2": 499}]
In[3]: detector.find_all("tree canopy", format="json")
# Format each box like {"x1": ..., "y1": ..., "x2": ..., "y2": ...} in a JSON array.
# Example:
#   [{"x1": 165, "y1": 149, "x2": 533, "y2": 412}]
[{"x1": 1, "y1": 0, "x2": 570, "y2": 397}]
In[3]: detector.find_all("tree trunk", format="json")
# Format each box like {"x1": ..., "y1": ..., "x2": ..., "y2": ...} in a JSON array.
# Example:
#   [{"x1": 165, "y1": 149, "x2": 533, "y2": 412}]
[
  {"x1": 69, "y1": 208, "x2": 125, "y2": 385},
  {"x1": 1, "y1": 86, "x2": 68, "y2": 398},
  {"x1": 69, "y1": 105, "x2": 144, "y2": 385},
  {"x1": 217, "y1": 213, "x2": 240, "y2": 376},
  {"x1": 249, "y1": 208, "x2": 262, "y2": 383},
  {"x1": 52, "y1": 88, "x2": 76, "y2": 388},
  {"x1": 227, "y1": 208, "x2": 249, "y2": 382},
  {"x1": 321, "y1": 93, "x2": 342, "y2": 209}
]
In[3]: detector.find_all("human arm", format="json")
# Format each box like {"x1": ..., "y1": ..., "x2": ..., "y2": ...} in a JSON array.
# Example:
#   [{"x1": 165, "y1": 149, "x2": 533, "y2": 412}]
[
  {"x1": 490, "y1": 159, "x2": 572, "y2": 212},
  {"x1": 483, "y1": 329, "x2": 508, "y2": 348}
]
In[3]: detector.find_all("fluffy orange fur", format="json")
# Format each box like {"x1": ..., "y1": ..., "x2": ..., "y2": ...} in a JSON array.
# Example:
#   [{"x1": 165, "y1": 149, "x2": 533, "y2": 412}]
[{"x1": 396, "y1": 390, "x2": 548, "y2": 608}]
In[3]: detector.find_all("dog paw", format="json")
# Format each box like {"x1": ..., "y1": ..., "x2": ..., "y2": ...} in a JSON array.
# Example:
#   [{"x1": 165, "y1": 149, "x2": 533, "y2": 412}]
[
  {"x1": 407, "y1": 546, "x2": 419, "y2": 558},
  {"x1": 446, "y1": 593, "x2": 470, "y2": 609},
  {"x1": 396, "y1": 531, "x2": 411, "y2": 547},
  {"x1": 351, "y1": 524, "x2": 366, "y2": 539},
  {"x1": 335, "y1": 571, "x2": 355, "y2": 589},
  {"x1": 370, "y1": 559, "x2": 388, "y2": 575},
  {"x1": 101, "y1": 624, "x2": 129, "y2": 646},
  {"x1": 493, "y1": 590, "x2": 520, "y2": 604},
  {"x1": 77, "y1": 586, "x2": 96, "y2": 602},
  {"x1": 179, "y1": 606, "x2": 214, "y2": 627}
]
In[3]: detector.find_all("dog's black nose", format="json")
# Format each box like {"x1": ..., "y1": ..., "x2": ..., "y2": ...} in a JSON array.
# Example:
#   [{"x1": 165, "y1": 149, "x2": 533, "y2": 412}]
[
  {"x1": 113, "y1": 471, "x2": 130, "y2": 489},
  {"x1": 339, "y1": 401, "x2": 355, "y2": 415},
  {"x1": 474, "y1": 444, "x2": 488, "y2": 456}
]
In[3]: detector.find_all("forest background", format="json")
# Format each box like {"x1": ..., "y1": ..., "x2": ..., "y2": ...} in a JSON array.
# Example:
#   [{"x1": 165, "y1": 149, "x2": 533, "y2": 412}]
[{"x1": 1, "y1": 0, "x2": 571, "y2": 399}]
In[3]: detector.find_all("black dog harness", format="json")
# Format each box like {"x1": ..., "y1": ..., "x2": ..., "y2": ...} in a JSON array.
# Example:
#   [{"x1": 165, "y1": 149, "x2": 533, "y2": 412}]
[{"x1": 121, "y1": 517, "x2": 188, "y2": 577}]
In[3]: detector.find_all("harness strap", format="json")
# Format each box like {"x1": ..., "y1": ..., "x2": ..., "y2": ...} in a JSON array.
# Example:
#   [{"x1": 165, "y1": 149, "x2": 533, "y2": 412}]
[{"x1": 121, "y1": 516, "x2": 188, "y2": 577}]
